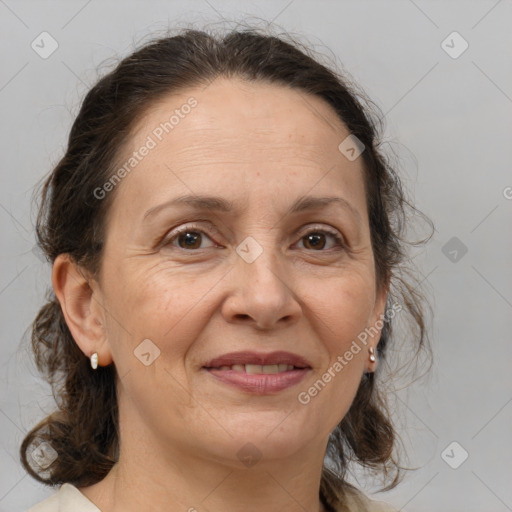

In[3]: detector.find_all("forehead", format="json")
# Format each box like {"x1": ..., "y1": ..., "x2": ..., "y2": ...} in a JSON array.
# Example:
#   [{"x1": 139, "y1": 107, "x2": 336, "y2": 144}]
[
  {"x1": 108, "y1": 77, "x2": 367, "y2": 223},
  {"x1": 131, "y1": 77, "x2": 352, "y2": 165}
]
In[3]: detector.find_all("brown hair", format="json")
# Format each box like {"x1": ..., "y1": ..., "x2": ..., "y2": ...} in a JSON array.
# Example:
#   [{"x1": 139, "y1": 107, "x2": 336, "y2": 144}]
[{"x1": 20, "y1": 26, "x2": 432, "y2": 511}]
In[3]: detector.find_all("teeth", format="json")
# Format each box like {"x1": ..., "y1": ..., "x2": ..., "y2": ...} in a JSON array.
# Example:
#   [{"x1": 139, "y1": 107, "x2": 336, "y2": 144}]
[
  {"x1": 262, "y1": 364, "x2": 279, "y2": 374},
  {"x1": 217, "y1": 364, "x2": 297, "y2": 373},
  {"x1": 245, "y1": 364, "x2": 263, "y2": 374}
]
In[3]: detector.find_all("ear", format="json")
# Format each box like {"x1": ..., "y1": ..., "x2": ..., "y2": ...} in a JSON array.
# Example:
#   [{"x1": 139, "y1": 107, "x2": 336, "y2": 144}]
[
  {"x1": 365, "y1": 279, "x2": 390, "y2": 372},
  {"x1": 52, "y1": 254, "x2": 113, "y2": 367}
]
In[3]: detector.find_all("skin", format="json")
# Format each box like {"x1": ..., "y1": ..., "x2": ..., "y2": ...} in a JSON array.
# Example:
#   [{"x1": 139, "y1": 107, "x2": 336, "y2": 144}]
[{"x1": 53, "y1": 77, "x2": 388, "y2": 512}]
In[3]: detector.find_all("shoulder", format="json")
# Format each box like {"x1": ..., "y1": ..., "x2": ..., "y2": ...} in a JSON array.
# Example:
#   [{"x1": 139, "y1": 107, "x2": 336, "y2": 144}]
[
  {"x1": 25, "y1": 483, "x2": 101, "y2": 512},
  {"x1": 321, "y1": 469, "x2": 398, "y2": 512},
  {"x1": 364, "y1": 497, "x2": 399, "y2": 512},
  {"x1": 343, "y1": 487, "x2": 398, "y2": 512}
]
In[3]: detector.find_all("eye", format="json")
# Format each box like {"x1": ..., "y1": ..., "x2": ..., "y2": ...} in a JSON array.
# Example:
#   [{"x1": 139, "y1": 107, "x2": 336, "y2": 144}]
[
  {"x1": 162, "y1": 223, "x2": 345, "y2": 252},
  {"x1": 163, "y1": 224, "x2": 218, "y2": 250},
  {"x1": 295, "y1": 227, "x2": 345, "y2": 251}
]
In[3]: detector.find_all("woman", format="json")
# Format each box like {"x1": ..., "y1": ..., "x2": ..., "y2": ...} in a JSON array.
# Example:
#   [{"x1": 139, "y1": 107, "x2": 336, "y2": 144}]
[{"x1": 21, "y1": 27, "x2": 431, "y2": 512}]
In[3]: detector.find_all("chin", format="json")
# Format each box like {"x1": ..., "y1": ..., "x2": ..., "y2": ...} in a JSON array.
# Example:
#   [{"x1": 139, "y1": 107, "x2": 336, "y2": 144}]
[{"x1": 209, "y1": 416, "x2": 321, "y2": 463}]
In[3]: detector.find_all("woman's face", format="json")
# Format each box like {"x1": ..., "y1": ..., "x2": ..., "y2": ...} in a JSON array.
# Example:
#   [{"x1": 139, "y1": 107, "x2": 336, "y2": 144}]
[{"x1": 93, "y1": 77, "x2": 387, "y2": 465}]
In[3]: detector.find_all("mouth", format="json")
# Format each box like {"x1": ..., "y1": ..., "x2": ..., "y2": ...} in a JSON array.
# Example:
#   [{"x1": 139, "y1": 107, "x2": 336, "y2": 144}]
[
  {"x1": 203, "y1": 350, "x2": 312, "y2": 370},
  {"x1": 202, "y1": 351, "x2": 312, "y2": 394},
  {"x1": 204, "y1": 363, "x2": 305, "y2": 374}
]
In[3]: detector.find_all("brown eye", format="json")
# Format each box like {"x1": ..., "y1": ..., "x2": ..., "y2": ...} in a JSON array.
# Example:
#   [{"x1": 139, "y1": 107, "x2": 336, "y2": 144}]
[
  {"x1": 176, "y1": 231, "x2": 203, "y2": 249},
  {"x1": 164, "y1": 224, "x2": 217, "y2": 251},
  {"x1": 298, "y1": 229, "x2": 344, "y2": 251}
]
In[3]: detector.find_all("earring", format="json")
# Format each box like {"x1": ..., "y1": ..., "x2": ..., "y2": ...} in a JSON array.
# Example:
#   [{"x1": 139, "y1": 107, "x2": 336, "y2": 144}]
[
  {"x1": 369, "y1": 347, "x2": 376, "y2": 363},
  {"x1": 90, "y1": 352, "x2": 99, "y2": 370}
]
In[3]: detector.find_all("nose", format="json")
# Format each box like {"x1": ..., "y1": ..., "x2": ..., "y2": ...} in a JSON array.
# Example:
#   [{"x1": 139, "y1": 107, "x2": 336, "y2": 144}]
[{"x1": 220, "y1": 238, "x2": 302, "y2": 331}]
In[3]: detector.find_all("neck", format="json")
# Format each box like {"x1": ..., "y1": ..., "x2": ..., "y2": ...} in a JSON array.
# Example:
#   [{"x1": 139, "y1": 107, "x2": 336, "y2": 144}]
[
  {"x1": 79, "y1": 428, "x2": 330, "y2": 512},
  {"x1": 103, "y1": 459, "x2": 328, "y2": 512}
]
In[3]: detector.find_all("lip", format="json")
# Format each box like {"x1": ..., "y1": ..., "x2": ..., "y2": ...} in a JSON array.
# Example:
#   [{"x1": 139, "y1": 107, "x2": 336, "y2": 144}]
[
  {"x1": 204, "y1": 351, "x2": 312, "y2": 369},
  {"x1": 204, "y1": 367, "x2": 311, "y2": 394},
  {"x1": 202, "y1": 351, "x2": 312, "y2": 395}
]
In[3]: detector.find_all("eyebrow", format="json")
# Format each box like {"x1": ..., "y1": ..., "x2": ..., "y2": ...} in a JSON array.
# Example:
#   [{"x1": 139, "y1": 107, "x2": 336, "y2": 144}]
[{"x1": 143, "y1": 194, "x2": 362, "y2": 225}]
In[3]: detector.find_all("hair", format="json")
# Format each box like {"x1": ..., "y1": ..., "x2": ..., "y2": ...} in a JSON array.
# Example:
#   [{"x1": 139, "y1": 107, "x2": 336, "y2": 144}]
[{"x1": 20, "y1": 25, "x2": 433, "y2": 512}]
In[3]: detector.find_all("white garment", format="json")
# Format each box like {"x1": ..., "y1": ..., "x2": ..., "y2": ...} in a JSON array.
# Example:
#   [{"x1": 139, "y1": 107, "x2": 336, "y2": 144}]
[
  {"x1": 25, "y1": 482, "x2": 397, "y2": 511},
  {"x1": 26, "y1": 483, "x2": 101, "y2": 512}
]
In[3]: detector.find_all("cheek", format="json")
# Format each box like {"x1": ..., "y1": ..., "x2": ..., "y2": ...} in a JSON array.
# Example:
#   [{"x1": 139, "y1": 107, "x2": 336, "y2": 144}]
[
  {"x1": 103, "y1": 264, "x2": 217, "y2": 364},
  {"x1": 309, "y1": 270, "x2": 375, "y2": 344},
  {"x1": 303, "y1": 272, "x2": 374, "y2": 406},
  {"x1": 300, "y1": 282, "x2": 371, "y2": 435},
  {"x1": 102, "y1": 267, "x2": 211, "y2": 417}
]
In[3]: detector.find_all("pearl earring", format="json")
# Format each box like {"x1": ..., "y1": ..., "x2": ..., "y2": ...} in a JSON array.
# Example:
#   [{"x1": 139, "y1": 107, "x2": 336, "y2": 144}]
[
  {"x1": 90, "y1": 352, "x2": 98, "y2": 370},
  {"x1": 369, "y1": 347, "x2": 376, "y2": 362}
]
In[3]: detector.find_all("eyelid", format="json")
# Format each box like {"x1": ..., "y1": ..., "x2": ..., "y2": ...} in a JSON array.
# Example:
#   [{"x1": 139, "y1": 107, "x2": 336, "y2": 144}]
[{"x1": 297, "y1": 223, "x2": 344, "y2": 240}]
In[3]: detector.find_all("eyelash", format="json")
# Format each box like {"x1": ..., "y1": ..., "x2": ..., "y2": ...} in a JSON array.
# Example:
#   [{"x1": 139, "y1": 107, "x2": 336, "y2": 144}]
[{"x1": 162, "y1": 223, "x2": 345, "y2": 252}]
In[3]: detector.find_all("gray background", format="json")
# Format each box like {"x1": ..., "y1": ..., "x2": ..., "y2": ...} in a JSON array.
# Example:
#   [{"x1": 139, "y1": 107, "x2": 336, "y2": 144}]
[{"x1": 1, "y1": 1, "x2": 511, "y2": 511}]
